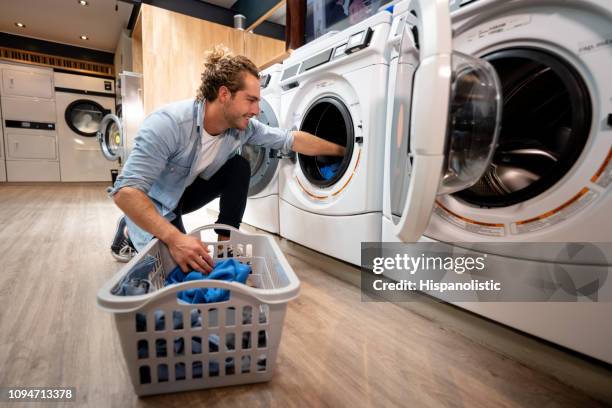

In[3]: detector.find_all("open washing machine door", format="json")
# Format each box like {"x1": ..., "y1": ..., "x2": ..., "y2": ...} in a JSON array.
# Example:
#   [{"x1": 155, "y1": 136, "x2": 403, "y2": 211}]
[
  {"x1": 389, "y1": 0, "x2": 502, "y2": 242},
  {"x1": 97, "y1": 113, "x2": 124, "y2": 163}
]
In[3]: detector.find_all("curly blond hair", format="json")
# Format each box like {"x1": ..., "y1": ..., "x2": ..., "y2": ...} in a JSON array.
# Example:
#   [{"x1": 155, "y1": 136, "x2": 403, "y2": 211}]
[{"x1": 196, "y1": 45, "x2": 259, "y2": 102}]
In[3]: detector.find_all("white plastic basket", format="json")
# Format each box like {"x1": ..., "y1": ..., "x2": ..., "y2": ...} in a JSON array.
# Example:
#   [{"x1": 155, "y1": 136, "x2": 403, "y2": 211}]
[{"x1": 97, "y1": 224, "x2": 300, "y2": 396}]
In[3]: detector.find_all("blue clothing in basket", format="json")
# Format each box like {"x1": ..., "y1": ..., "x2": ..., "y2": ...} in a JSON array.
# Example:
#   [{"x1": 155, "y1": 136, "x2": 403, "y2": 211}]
[{"x1": 165, "y1": 259, "x2": 251, "y2": 303}]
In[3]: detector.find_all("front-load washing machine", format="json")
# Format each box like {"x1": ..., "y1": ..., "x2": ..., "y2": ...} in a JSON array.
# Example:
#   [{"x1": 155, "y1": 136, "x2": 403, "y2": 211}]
[
  {"x1": 239, "y1": 63, "x2": 284, "y2": 233},
  {"x1": 382, "y1": 0, "x2": 612, "y2": 363},
  {"x1": 55, "y1": 71, "x2": 116, "y2": 181},
  {"x1": 278, "y1": 11, "x2": 392, "y2": 265},
  {"x1": 202, "y1": 64, "x2": 285, "y2": 234},
  {"x1": 98, "y1": 72, "x2": 144, "y2": 167}
]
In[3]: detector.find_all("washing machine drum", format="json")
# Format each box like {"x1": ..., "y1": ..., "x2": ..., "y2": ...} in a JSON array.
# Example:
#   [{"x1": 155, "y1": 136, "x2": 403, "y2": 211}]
[
  {"x1": 241, "y1": 98, "x2": 280, "y2": 196},
  {"x1": 297, "y1": 96, "x2": 354, "y2": 187},
  {"x1": 453, "y1": 48, "x2": 591, "y2": 207},
  {"x1": 65, "y1": 99, "x2": 110, "y2": 137},
  {"x1": 98, "y1": 114, "x2": 123, "y2": 162}
]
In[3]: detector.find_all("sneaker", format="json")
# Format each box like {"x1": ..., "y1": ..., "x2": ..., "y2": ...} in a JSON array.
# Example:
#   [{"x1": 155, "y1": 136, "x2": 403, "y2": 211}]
[{"x1": 111, "y1": 216, "x2": 137, "y2": 262}]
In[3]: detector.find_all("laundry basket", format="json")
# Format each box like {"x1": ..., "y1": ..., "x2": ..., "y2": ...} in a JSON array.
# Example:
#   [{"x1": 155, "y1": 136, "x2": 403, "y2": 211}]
[{"x1": 97, "y1": 224, "x2": 300, "y2": 396}]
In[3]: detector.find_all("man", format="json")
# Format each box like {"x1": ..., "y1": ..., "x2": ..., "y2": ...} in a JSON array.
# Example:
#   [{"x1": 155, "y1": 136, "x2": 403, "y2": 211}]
[{"x1": 110, "y1": 46, "x2": 345, "y2": 273}]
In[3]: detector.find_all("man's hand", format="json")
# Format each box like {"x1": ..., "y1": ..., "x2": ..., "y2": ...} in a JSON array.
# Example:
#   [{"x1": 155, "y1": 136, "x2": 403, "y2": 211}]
[
  {"x1": 167, "y1": 233, "x2": 215, "y2": 274},
  {"x1": 113, "y1": 187, "x2": 215, "y2": 273}
]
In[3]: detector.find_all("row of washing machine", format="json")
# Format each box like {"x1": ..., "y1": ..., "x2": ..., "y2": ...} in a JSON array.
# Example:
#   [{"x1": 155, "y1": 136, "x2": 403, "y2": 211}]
[
  {"x1": 233, "y1": 0, "x2": 612, "y2": 364},
  {"x1": 0, "y1": 61, "x2": 119, "y2": 182}
]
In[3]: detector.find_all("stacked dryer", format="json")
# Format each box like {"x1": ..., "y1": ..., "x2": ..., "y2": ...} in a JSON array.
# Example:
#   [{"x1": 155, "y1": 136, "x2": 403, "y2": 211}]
[
  {"x1": 382, "y1": 0, "x2": 612, "y2": 363},
  {"x1": 278, "y1": 11, "x2": 392, "y2": 265},
  {"x1": 1, "y1": 63, "x2": 59, "y2": 182}
]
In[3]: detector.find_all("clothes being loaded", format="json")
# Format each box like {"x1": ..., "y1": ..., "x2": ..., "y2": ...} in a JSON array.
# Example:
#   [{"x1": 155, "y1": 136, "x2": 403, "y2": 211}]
[{"x1": 320, "y1": 162, "x2": 341, "y2": 180}]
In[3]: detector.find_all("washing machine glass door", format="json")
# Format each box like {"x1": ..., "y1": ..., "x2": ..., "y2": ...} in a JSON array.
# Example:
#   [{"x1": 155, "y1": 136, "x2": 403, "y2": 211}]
[
  {"x1": 65, "y1": 99, "x2": 110, "y2": 137},
  {"x1": 97, "y1": 114, "x2": 123, "y2": 162},
  {"x1": 241, "y1": 98, "x2": 280, "y2": 196},
  {"x1": 389, "y1": 0, "x2": 502, "y2": 242}
]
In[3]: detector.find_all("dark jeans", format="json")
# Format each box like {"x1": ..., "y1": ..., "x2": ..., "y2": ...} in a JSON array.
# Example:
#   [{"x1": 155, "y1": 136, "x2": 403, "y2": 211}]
[{"x1": 171, "y1": 155, "x2": 251, "y2": 237}]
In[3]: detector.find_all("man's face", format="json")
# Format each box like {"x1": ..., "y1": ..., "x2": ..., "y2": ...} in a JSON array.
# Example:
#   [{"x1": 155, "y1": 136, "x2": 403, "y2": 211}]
[{"x1": 220, "y1": 73, "x2": 260, "y2": 130}]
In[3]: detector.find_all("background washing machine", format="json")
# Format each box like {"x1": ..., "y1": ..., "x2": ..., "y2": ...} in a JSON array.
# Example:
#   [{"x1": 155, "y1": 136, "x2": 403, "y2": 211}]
[
  {"x1": 55, "y1": 71, "x2": 116, "y2": 182},
  {"x1": 382, "y1": 0, "x2": 612, "y2": 363},
  {"x1": 98, "y1": 72, "x2": 143, "y2": 167},
  {"x1": 1, "y1": 63, "x2": 59, "y2": 182},
  {"x1": 197, "y1": 65, "x2": 285, "y2": 233},
  {"x1": 279, "y1": 11, "x2": 392, "y2": 265},
  {"x1": 239, "y1": 63, "x2": 284, "y2": 233}
]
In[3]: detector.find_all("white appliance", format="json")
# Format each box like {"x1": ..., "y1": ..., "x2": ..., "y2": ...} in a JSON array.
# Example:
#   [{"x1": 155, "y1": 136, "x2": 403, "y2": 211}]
[
  {"x1": 382, "y1": 0, "x2": 612, "y2": 363},
  {"x1": 1, "y1": 63, "x2": 60, "y2": 182},
  {"x1": 202, "y1": 65, "x2": 285, "y2": 233},
  {"x1": 238, "y1": 64, "x2": 284, "y2": 233},
  {"x1": 98, "y1": 72, "x2": 144, "y2": 166},
  {"x1": 278, "y1": 11, "x2": 392, "y2": 265},
  {"x1": 55, "y1": 72, "x2": 116, "y2": 181},
  {"x1": 0, "y1": 106, "x2": 5, "y2": 182}
]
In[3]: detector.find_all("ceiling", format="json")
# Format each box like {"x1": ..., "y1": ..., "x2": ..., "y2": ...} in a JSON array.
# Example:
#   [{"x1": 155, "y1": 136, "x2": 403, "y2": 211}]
[
  {"x1": 0, "y1": 0, "x2": 133, "y2": 52},
  {"x1": 0, "y1": 0, "x2": 285, "y2": 55}
]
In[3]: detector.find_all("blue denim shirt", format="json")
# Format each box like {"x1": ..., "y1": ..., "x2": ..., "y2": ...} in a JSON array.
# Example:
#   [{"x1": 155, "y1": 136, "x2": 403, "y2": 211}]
[{"x1": 110, "y1": 98, "x2": 293, "y2": 250}]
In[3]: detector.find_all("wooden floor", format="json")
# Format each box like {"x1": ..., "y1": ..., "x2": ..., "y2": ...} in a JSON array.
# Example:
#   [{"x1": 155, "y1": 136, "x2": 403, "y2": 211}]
[{"x1": 0, "y1": 184, "x2": 609, "y2": 407}]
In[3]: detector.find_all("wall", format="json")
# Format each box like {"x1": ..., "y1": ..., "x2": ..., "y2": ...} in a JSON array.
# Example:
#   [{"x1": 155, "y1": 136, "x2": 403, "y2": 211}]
[
  {"x1": 244, "y1": 32, "x2": 286, "y2": 68},
  {"x1": 132, "y1": 14, "x2": 143, "y2": 75},
  {"x1": 139, "y1": 4, "x2": 286, "y2": 114}
]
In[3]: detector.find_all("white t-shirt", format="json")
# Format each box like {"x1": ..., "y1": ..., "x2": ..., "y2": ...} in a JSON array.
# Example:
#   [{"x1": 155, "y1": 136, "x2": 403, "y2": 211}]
[{"x1": 191, "y1": 128, "x2": 224, "y2": 178}]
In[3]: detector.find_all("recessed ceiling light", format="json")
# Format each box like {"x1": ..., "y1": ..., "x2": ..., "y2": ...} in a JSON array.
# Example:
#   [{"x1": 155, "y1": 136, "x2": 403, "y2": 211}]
[
  {"x1": 15, "y1": 22, "x2": 26, "y2": 28},
  {"x1": 78, "y1": 0, "x2": 88, "y2": 5},
  {"x1": 80, "y1": 35, "x2": 89, "y2": 40}
]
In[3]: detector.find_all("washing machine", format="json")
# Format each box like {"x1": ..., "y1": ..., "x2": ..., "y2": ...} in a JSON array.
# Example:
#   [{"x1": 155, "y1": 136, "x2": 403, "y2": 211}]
[
  {"x1": 237, "y1": 63, "x2": 285, "y2": 233},
  {"x1": 189, "y1": 65, "x2": 286, "y2": 232},
  {"x1": 382, "y1": 0, "x2": 612, "y2": 363},
  {"x1": 278, "y1": 11, "x2": 392, "y2": 265},
  {"x1": 55, "y1": 71, "x2": 116, "y2": 182},
  {"x1": 1, "y1": 63, "x2": 60, "y2": 182},
  {"x1": 98, "y1": 72, "x2": 144, "y2": 166}
]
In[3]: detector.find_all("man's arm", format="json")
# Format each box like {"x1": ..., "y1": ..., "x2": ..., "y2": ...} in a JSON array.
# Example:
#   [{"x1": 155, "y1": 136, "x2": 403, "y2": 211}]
[
  {"x1": 291, "y1": 131, "x2": 346, "y2": 156},
  {"x1": 245, "y1": 119, "x2": 345, "y2": 156},
  {"x1": 113, "y1": 187, "x2": 214, "y2": 273},
  {"x1": 111, "y1": 111, "x2": 213, "y2": 273}
]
